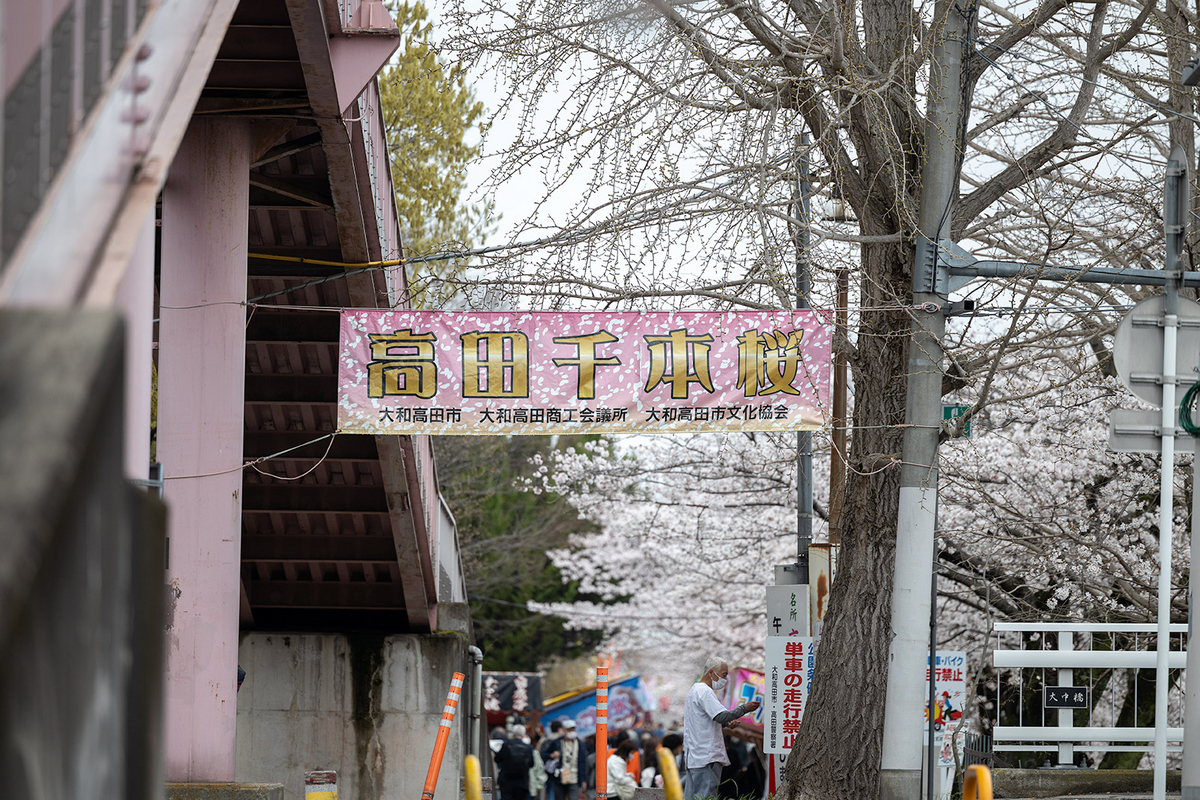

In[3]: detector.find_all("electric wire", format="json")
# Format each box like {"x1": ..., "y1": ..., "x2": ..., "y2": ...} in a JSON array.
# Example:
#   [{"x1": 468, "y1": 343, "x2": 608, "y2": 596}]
[
  {"x1": 970, "y1": 35, "x2": 1200, "y2": 129},
  {"x1": 470, "y1": 593, "x2": 759, "y2": 622},
  {"x1": 1180, "y1": 382, "x2": 1200, "y2": 436},
  {"x1": 235, "y1": 27, "x2": 1183, "y2": 316},
  {"x1": 170, "y1": 298, "x2": 1136, "y2": 318},
  {"x1": 162, "y1": 431, "x2": 340, "y2": 480},
  {"x1": 250, "y1": 432, "x2": 340, "y2": 481},
  {"x1": 243, "y1": 151, "x2": 808, "y2": 306}
]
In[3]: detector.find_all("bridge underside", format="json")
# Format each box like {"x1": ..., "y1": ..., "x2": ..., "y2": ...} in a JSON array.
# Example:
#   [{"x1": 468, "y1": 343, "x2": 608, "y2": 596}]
[{"x1": 186, "y1": 0, "x2": 456, "y2": 634}]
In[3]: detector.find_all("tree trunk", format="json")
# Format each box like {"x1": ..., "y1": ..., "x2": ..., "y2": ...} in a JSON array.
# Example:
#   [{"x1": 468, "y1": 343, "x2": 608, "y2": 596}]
[{"x1": 783, "y1": 239, "x2": 914, "y2": 800}]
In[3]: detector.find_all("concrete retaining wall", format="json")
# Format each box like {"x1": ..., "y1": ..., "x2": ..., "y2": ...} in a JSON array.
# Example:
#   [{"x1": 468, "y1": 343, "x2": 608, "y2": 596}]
[
  {"x1": 235, "y1": 632, "x2": 469, "y2": 800},
  {"x1": 0, "y1": 310, "x2": 167, "y2": 800}
]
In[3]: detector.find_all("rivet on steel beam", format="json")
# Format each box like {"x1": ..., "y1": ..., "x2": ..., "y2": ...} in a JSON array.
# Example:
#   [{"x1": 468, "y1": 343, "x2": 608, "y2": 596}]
[
  {"x1": 135, "y1": 44, "x2": 153, "y2": 61},
  {"x1": 122, "y1": 105, "x2": 151, "y2": 124},
  {"x1": 125, "y1": 135, "x2": 151, "y2": 158},
  {"x1": 127, "y1": 74, "x2": 152, "y2": 93}
]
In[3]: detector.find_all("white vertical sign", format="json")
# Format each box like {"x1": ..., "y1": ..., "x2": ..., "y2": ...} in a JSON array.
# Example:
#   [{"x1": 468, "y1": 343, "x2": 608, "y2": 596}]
[
  {"x1": 766, "y1": 585, "x2": 808, "y2": 638},
  {"x1": 764, "y1": 636, "x2": 818, "y2": 754}
]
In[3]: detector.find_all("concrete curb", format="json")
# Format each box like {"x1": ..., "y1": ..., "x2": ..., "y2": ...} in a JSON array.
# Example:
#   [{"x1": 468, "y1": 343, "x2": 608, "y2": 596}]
[
  {"x1": 994, "y1": 769, "x2": 1182, "y2": 798},
  {"x1": 165, "y1": 784, "x2": 286, "y2": 800}
]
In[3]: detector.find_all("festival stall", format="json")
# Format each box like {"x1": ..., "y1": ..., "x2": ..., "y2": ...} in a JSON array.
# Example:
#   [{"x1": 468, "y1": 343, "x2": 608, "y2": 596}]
[
  {"x1": 483, "y1": 671, "x2": 545, "y2": 728},
  {"x1": 542, "y1": 675, "x2": 656, "y2": 736}
]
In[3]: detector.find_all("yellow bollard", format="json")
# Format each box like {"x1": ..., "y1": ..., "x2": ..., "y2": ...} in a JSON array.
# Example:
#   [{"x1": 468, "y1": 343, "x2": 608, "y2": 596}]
[
  {"x1": 657, "y1": 746, "x2": 683, "y2": 800},
  {"x1": 464, "y1": 755, "x2": 482, "y2": 800},
  {"x1": 963, "y1": 764, "x2": 992, "y2": 800}
]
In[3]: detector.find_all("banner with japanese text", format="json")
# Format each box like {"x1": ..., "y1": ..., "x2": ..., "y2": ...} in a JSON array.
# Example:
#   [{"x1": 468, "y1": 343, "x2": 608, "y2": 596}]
[
  {"x1": 483, "y1": 671, "x2": 544, "y2": 726},
  {"x1": 337, "y1": 310, "x2": 831, "y2": 435}
]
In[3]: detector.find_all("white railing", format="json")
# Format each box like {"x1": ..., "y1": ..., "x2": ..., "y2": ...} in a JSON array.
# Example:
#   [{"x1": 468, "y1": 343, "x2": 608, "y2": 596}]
[
  {"x1": 992, "y1": 622, "x2": 1189, "y2": 760},
  {"x1": 437, "y1": 493, "x2": 467, "y2": 604}
]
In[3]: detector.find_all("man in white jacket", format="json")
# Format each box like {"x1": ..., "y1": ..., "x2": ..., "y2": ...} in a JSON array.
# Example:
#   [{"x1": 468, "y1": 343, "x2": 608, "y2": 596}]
[{"x1": 682, "y1": 656, "x2": 760, "y2": 800}]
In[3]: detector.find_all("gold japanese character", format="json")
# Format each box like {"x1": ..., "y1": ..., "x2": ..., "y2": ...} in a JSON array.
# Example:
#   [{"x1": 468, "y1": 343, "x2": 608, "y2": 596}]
[
  {"x1": 461, "y1": 331, "x2": 529, "y2": 397},
  {"x1": 367, "y1": 329, "x2": 438, "y2": 398},
  {"x1": 553, "y1": 331, "x2": 621, "y2": 400},
  {"x1": 643, "y1": 328, "x2": 714, "y2": 399},
  {"x1": 736, "y1": 329, "x2": 804, "y2": 397}
]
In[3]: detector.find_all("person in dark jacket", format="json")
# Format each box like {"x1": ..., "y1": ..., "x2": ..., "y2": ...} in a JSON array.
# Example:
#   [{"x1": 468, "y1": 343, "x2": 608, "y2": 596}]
[
  {"x1": 547, "y1": 719, "x2": 589, "y2": 800},
  {"x1": 541, "y1": 720, "x2": 564, "y2": 800},
  {"x1": 496, "y1": 725, "x2": 536, "y2": 800}
]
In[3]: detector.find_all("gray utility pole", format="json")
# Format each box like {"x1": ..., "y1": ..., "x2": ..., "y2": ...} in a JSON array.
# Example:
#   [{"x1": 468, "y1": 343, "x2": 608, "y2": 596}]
[
  {"x1": 1180, "y1": 57, "x2": 1200, "y2": 800},
  {"x1": 795, "y1": 134, "x2": 813, "y2": 581},
  {"x1": 879, "y1": 0, "x2": 971, "y2": 796}
]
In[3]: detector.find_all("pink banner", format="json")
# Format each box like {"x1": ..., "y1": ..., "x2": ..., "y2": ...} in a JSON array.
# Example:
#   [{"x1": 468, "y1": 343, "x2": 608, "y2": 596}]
[
  {"x1": 337, "y1": 310, "x2": 830, "y2": 435},
  {"x1": 718, "y1": 667, "x2": 766, "y2": 732}
]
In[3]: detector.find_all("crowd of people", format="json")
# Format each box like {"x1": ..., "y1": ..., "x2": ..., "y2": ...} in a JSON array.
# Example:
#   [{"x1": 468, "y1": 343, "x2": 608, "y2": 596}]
[{"x1": 489, "y1": 656, "x2": 763, "y2": 800}]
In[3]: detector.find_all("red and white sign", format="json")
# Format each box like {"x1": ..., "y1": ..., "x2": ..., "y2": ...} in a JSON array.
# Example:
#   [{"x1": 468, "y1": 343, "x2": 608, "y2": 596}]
[
  {"x1": 763, "y1": 636, "x2": 818, "y2": 754},
  {"x1": 768, "y1": 753, "x2": 789, "y2": 795},
  {"x1": 924, "y1": 651, "x2": 968, "y2": 767}
]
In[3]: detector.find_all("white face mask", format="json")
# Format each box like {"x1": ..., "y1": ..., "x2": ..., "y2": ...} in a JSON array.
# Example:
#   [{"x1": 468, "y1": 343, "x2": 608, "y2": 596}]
[
  {"x1": 712, "y1": 675, "x2": 728, "y2": 692},
  {"x1": 565, "y1": 731, "x2": 577, "y2": 740}
]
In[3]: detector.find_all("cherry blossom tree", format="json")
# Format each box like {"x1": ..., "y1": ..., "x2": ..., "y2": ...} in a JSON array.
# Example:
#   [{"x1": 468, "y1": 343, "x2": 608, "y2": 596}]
[
  {"x1": 528, "y1": 435, "x2": 811, "y2": 660},
  {"x1": 529, "y1": 336, "x2": 1194, "y2": 764},
  {"x1": 437, "y1": 0, "x2": 1199, "y2": 791}
]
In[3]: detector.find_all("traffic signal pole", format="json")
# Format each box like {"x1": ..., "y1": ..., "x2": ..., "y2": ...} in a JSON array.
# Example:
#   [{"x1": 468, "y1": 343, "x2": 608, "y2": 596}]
[
  {"x1": 879, "y1": 1, "x2": 970, "y2": 797},
  {"x1": 1151, "y1": 148, "x2": 1185, "y2": 800},
  {"x1": 909, "y1": 151, "x2": 1199, "y2": 800},
  {"x1": 867, "y1": 21, "x2": 1197, "y2": 791}
]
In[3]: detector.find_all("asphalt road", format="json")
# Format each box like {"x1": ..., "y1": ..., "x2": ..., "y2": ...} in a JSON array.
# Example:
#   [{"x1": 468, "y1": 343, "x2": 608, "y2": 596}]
[{"x1": 1007, "y1": 795, "x2": 1181, "y2": 799}]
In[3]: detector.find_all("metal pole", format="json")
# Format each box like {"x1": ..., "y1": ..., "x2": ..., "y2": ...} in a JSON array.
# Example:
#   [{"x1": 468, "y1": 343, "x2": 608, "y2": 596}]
[
  {"x1": 795, "y1": 134, "x2": 813, "y2": 581},
  {"x1": 1154, "y1": 146, "x2": 1187, "y2": 800},
  {"x1": 1189, "y1": 20, "x2": 1200, "y2": 795},
  {"x1": 1057, "y1": 633, "x2": 1074, "y2": 766},
  {"x1": 1154, "y1": 298, "x2": 1176, "y2": 800},
  {"x1": 879, "y1": 2, "x2": 969, "y2": 797},
  {"x1": 469, "y1": 645, "x2": 484, "y2": 757}
]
